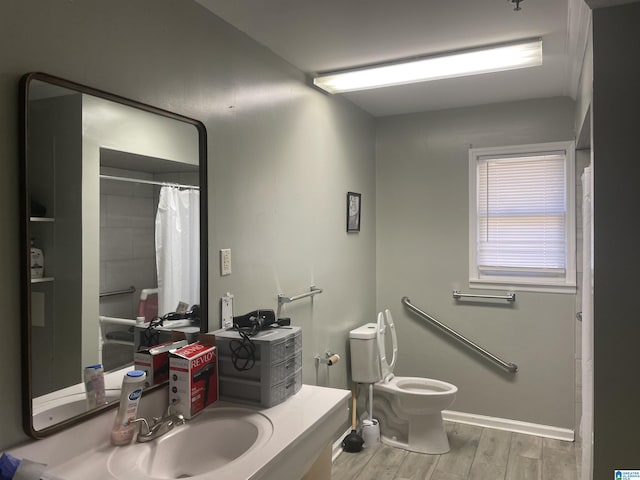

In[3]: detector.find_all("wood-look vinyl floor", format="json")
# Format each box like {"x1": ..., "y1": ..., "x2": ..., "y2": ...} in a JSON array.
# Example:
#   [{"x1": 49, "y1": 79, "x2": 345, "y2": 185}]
[{"x1": 332, "y1": 422, "x2": 580, "y2": 480}]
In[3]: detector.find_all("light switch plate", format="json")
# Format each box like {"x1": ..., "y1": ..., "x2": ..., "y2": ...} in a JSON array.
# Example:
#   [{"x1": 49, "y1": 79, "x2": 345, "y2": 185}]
[
  {"x1": 221, "y1": 292, "x2": 234, "y2": 329},
  {"x1": 220, "y1": 248, "x2": 232, "y2": 276}
]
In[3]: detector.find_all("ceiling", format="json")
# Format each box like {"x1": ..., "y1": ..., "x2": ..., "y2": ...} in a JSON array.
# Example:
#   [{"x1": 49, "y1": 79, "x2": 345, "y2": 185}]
[{"x1": 195, "y1": 0, "x2": 599, "y2": 117}]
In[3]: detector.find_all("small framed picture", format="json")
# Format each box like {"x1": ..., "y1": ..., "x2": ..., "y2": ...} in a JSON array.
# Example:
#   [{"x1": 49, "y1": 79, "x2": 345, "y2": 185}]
[{"x1": 346, "y1": 192, "x2": 361, "y2": 232}]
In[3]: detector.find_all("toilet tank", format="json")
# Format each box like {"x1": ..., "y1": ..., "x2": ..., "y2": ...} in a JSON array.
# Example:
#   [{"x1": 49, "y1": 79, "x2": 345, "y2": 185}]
[{"x1": 349, "y1": 323, "x2": 382, "y2": 383}]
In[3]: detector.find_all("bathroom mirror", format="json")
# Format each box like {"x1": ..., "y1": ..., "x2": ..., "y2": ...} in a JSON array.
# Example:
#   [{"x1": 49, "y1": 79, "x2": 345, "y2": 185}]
[{"x1": 19, "y1": 72, "x2": 208, "y2": 438}]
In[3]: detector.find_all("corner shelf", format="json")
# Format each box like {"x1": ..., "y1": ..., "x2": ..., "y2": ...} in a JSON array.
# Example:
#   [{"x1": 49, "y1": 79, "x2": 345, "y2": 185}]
[
  {"x1": 31, "y1": 277, "x2": 55, "y2": 284},
  {"x1": 30, "y1": 217, "x2": 54, "y2": 284}
]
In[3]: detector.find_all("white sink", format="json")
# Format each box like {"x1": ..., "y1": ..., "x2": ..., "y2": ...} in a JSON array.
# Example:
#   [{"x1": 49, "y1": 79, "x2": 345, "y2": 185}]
[{"x1": 106, "y1": 407, "x2": 273, "y2": 480}]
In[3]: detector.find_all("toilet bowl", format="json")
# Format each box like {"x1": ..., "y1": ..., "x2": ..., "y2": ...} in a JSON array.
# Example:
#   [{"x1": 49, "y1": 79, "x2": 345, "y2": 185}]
[
  {"x1": 373, "y1": 375, "x2": 457, "y2": 454},
  {"x1": 349, "y1": 310, "x2": 457, "y2": 455},
  {"x1": 375, "y1": 376, "x2": 458, "y2": 415}
]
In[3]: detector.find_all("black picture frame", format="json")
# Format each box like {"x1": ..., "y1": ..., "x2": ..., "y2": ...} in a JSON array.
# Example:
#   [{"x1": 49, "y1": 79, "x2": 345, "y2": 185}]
[{"x1": 347, "y1": 192, "x2": 361, "y2": 232}]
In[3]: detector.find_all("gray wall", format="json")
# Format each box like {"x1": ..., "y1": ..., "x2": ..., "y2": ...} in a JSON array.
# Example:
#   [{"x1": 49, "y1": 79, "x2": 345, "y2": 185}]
[
  {"x1": 376, "y1": 97, "x2": 577, "y2": 428},
  {"x1": 0, "y1": 0, "x2": 376, "y2": 449},
  {"x1": 575, "y1": 25, "x2": 593, "y2": 146},
  {"x1": 592, "y1": 2, "x2": 640, "y2": 476}
]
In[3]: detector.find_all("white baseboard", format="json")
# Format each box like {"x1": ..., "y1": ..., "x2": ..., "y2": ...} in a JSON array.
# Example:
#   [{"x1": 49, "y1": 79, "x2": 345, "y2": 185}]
[
  {"x1": 442, "y1": 409, "x2": 575, "y2": 442},
  {"x1": 332, "y1": 428, "x2": 352, "y2": 462}
]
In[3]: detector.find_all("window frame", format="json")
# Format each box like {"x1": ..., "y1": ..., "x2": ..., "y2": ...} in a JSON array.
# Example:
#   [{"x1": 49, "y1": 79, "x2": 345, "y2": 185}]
[{"x1": 468, "y1": 141, "x2": 577, "y2": 294}]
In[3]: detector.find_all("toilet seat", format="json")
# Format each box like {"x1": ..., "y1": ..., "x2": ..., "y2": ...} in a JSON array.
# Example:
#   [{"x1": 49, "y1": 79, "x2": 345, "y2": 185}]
[
  {"x1": 376, "y1": 376, "x2": 457, "y2": 395},
  {"x1": 376, "y1": 309, "x2": 398, "y2": 383}
]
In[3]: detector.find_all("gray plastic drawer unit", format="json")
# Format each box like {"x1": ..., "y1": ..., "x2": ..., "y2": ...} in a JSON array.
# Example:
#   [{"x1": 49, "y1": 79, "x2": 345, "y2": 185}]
[{"x1": 215, "y1": 326, "x2": 302, "y2": 407}]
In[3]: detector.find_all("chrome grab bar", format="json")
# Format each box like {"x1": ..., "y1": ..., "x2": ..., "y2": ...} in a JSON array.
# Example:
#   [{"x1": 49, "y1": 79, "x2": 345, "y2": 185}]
[
  {"x1": 99, "y1": 285, "x2": 135, "y2": 298},
  {"x1": 453, "y1": 290, "x2": 516, "y2": 302},
  {"x1": 402, "y1": 296, "x2": 518, "y2": 373},
  {"x1": 278, "y1": 285, "x2": 323, "y2": 305},
  {"x1": 98, "y1": 316, "x2": 137, "y2": 327}
]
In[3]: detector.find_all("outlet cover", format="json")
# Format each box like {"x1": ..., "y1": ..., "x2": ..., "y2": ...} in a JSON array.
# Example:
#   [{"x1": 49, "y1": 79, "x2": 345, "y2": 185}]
[
  {"x1": 220, "y1": 248, "x2": 232, "y2": 276},
  {"x1": 221, "y1": 292, "x2": 234, "y2": 329}
]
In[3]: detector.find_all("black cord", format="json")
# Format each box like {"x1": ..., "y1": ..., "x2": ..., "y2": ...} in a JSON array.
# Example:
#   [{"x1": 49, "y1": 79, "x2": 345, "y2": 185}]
[
  {"x1": 139, "y1": 307, "x2": 197, "y2": 349},
  {"x1": 140, "y1": 316, "x2": 163, "y2": 348},
  {"x1": 229, "y1": 322, "x2": 260, "y2": 371}
]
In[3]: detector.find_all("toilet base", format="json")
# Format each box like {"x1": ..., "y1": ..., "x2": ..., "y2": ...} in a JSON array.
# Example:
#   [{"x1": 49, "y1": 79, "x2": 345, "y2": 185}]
[
  {"x1": 379, "y1": 412, "x2": 450, "y2": 454},
  {"x1": 409, "y1": 412, "x2": 450, "y2": 454}
]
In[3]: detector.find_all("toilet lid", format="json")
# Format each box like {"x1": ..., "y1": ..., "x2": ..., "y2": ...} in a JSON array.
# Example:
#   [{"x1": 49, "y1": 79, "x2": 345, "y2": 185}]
[{"x1": 376, "y1": 309, "x2": 398, "y2": 382}]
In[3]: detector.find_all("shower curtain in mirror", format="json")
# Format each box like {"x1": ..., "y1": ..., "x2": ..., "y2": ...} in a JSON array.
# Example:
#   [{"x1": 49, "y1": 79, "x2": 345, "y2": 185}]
[
  {"x1": 155, "y1": 186, "x2": 200, "y2": 316},
  {"x1": 580, "y1": 165, "x2": 593, "y2": 480}
]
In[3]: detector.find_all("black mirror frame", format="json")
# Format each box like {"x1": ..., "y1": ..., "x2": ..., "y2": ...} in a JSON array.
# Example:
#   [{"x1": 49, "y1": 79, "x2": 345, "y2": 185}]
[{"x1": 19, "y1": 72, "x2": 208, "y2": 438}]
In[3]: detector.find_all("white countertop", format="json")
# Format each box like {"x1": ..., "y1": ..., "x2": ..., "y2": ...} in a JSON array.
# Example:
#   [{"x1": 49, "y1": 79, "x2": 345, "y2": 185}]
[{"x1": 11, "y1": 384, "x2": 350, "y2": 480}]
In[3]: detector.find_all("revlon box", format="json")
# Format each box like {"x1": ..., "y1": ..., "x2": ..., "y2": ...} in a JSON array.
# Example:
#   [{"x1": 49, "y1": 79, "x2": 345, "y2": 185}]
[
  {"x1": 169, "y1": 334, "x2": 217, "y2": 419},
  {"x1": 134, "y1": 339, "x2": 188, "y2": 387}
]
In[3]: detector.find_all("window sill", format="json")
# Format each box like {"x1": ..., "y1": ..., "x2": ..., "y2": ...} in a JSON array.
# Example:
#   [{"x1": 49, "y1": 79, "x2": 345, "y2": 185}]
[{"x1": 469, "y1": 278, "x2": 577, "y2": 295}]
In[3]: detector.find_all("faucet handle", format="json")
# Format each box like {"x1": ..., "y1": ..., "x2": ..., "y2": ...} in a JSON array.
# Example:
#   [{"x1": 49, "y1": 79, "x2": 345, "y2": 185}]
[
  {"x1": 166, "y1": 402, "x2": 181, "y2": 418},
  {"x1": 165, "y1": 403, "x2": 186, "y2": 425},
  {"x1": 128, "y1": 417, "x2": 150, "y2": 435},
  {"x1": 173, "y1": 413, "x2": 186, "y2": 426}
]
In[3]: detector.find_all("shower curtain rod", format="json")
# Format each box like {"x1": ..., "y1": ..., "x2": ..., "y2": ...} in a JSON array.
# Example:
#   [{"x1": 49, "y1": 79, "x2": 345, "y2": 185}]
[{"x1": 100, "y1": 174, "x2": 199, "y2": 190}]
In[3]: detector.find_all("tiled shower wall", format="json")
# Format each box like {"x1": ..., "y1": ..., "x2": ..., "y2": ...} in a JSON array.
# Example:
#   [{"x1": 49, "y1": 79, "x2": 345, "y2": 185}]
[
  {"x1": 574, "y1": 149, "x2": 591, "y2": 446},
  {"x1": 99, "y1": 166, "x2": 158, "y2": 320}
]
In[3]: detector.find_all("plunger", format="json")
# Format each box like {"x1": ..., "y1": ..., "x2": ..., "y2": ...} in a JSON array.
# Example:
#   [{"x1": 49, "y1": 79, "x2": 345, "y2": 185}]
[{"x1": 341, "y1": 383, "x2": 364, "y2": 453}]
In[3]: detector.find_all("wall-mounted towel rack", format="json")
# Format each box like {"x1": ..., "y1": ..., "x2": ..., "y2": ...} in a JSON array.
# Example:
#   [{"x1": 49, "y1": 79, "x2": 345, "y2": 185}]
[
  {"x1": 453, "y1": 290, "x2": 516, "y2": 302},
  {"x1": 99, "y1": 285, "x2": 135, "y2": 298},
  {"x1": 278, "y1": 285, "x2": 323, "y2": 305},
  {"x1": 402, "y1": 296, "x2": 518, "y2": 373}
]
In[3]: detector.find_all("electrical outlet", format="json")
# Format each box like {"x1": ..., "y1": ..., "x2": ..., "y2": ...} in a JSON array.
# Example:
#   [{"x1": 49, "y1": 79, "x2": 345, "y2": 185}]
[{"x1": 220, "y1": 248, "x2": 232, "y2": 276}]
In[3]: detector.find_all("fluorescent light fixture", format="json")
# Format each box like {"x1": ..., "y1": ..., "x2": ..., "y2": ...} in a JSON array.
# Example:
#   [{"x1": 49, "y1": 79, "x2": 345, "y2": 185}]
[{"x1": 313, "y1": 38, "x2": 542, "y2": 94}]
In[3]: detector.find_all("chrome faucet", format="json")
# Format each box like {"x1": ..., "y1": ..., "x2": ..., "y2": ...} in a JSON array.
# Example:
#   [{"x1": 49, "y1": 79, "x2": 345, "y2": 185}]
[{"x1": 129, "y1": 405, "x2": 186, "y2": 443}]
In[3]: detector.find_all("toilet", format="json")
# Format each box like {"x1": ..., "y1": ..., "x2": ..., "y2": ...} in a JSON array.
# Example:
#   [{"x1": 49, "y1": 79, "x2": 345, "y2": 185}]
[{"x1": 349, "y1": 310, "x2": 458, "y2": 454}]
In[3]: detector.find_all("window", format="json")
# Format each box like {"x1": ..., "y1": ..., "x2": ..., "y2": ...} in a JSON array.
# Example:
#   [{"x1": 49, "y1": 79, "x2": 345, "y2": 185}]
[{"x1": 469, "y1": 141, "x2": 576, "y2": 293}]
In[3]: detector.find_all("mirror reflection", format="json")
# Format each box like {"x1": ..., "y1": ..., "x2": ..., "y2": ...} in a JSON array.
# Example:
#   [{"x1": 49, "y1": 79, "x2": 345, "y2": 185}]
[{"x1": 23, "y1": 73, "x2": 207, "y2": 437}]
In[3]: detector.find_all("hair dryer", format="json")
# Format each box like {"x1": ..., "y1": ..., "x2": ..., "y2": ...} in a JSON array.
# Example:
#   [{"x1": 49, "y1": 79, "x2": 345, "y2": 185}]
[{"x1": 193, "y1": 361, "x2": 216, "y2": 405}]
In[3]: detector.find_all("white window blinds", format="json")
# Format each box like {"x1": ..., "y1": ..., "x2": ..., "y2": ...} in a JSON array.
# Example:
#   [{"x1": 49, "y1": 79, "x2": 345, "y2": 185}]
[
  {"x1": 468, "y1": 141, "x2": 576, "y2": 293},
  {"x1": 477, "y1": 152, "x2": 566, "y2": 277}
]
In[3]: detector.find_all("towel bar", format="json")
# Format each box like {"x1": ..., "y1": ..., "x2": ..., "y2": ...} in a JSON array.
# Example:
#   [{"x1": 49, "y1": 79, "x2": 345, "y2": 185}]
[
  {"x1": 452, "y1": 290, "x2": 516, "y2": 302},
  {"x1": 278, "y1": 285, "x2": 323, "y2": 305}
]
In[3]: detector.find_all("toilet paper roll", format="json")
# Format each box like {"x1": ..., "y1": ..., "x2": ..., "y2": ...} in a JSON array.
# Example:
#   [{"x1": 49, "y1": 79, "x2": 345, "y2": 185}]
[{"x1": 327, "y1": 354, "x2": 340, "y2": 366}]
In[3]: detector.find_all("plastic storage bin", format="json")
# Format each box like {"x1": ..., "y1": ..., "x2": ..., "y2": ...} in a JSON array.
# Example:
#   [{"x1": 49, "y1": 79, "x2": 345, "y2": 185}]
[{"x1": 215, "y1": 326, "x2": 302, "y2": 407}]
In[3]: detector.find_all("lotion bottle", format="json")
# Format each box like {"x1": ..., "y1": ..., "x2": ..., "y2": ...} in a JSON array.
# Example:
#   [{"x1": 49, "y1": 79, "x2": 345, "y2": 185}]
[
  {"x1": 110, "y1": 370, "x2": 146, "y2": 446},
  {"x1": 84, "y1": 364, "x2": 105, "y2": 409}
]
